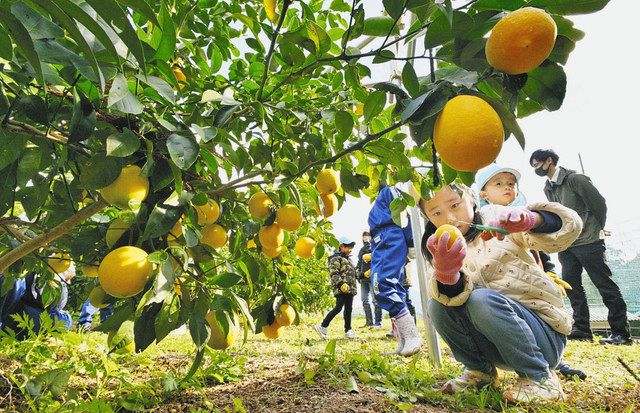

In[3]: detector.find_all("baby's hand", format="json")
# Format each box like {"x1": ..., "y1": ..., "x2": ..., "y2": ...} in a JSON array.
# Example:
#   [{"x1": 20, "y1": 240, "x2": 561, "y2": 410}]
[
  {"x1": 481, "y1": 208, "x2": 538, "y2": 241},
  {"x1": 426, "y1": 232, "x2": 466, "y2": 285}
]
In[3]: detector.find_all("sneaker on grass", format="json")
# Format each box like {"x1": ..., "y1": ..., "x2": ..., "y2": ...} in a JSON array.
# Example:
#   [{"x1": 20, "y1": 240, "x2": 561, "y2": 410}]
[
  {"x1": 503, "y1": 370, "x2": 565, "y2": 403},
  {"x1": 345, "y1": 329, "x2": 358, "y2": 339},
  {"x1": 313, "y1": 324, "x2": 328, "y2": 340},
  {"x1": 441, "y1": 367, "x2": 499, "y2": 394}
]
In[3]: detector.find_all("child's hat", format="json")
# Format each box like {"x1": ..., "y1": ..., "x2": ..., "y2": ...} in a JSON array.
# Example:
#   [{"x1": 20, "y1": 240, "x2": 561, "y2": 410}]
[
  {"x1": 475, "y1": 164, "x2": 521, "y2": 191},
  {"x1": 474, "y1": 164, "x2": 526, "y2": 207},
  {"x1": 337, "y1": 235, "x2": 356, "y2": 247}
]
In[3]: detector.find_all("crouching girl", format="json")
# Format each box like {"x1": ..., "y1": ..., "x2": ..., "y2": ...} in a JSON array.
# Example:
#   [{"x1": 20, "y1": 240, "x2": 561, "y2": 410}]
[{"x1": 419, "y1": 184, "x2": 582, "y2": 403}]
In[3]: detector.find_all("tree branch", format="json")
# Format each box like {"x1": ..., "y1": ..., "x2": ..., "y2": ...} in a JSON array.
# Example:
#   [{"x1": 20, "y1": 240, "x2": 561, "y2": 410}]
[
  {"x1": 341, "y1": 0, "x2": 359, "y2": 54},
  {"x1": 257, "y1": 0, "x2": 292, "y2": 101},
  {"x1": 5, "y1": 120, "x2": 88, "y2": 156},
  {"x1": 0, "y1": 198, "x2": 108, "y2": 274}
]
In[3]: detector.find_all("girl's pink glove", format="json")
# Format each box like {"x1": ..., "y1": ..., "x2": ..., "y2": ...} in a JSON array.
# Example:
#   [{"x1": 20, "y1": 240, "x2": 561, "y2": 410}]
[
  {"x1": 426, "y1": 232, "x2": 466, "y2": 285},
  {"x1": 481, "y1": 207, "x2": 538, "y2": 241}
]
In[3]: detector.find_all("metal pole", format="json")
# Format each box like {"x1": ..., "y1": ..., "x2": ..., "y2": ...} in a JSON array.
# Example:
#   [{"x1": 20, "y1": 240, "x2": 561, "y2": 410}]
[
  {"x1": 578, "y1": 153, "x2": 586, "y2": 174},
  {"x1": 403, "y1": 13, "x2": 442, "y2": 368}
]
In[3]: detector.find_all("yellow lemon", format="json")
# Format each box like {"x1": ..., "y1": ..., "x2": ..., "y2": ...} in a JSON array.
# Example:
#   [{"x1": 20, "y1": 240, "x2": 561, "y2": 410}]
[
  {"x1": 248, "y1": 192, "x2": 273, "y2": 220},
  {"x1": 88, "y1": 286, "x2": 111, "y2": 309},
  {"x1": 98, "y1": 246, "x2": 153, "y2": 298},
  {"x1": 435, "y1": 224, "x2": 464, "y2": 249},
  {"x1": 434, "y1": 95, "x2": 504, "y2": 172},
  {"x1": 106, "y1": 215, "x2": 134, "y2": 249},
  {"x1": 262, "y1": 321, "x2": 281, "y2": 339},
  {"x1": 259, "y1": 224, "x2": 284, "y2": 249},
  {"x1": 276, "y1": 204, "x2": 302, "y2": 231},
  {"x1": 47, "y1": 253, "x2": 71, "y2": 274},
  {"x1": 195, "y1": 199, "x2": 220, "y2": 225},
  {"x1": 320, "y1": 194, "x2": 338, "y2": 218},
  {"x1": 262, "y1": 245, "x2": 283, "y2": 259},
  {"x1": 315, "y1": 169, "x2": 341, "y2": 195},
  {"x1": 205, "y1": 311, "x2": 240, "y2": 350},
  {"x1": 201, "y1": 224, "x2": 228, "y2": 249},
  {"x1": 294, "y1": 237, "x2": 316, "y2": 259},
  {"x1": 275, "y1": 304, "x2": 296, "y2": 327},
  {"x1": 485, "y1": 7, "x2": 557, "y2": 75},
  {"x1": 99, "y1": 165, "x2": 149, "y2": 209}
]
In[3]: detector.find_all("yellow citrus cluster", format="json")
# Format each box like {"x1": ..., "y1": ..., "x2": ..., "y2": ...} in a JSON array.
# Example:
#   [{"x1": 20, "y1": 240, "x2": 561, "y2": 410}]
[{"x1": 262, "y1": 304, "x2": 297, "y2": 340}]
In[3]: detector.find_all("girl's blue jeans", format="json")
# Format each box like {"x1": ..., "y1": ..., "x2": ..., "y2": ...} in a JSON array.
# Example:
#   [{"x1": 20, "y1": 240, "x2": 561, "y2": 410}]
[{"x1": 429, "y1": 288, "x2": 566, "y2": 381}]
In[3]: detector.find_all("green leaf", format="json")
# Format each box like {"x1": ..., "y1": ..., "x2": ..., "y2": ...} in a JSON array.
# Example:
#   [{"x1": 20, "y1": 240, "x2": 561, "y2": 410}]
[
  {"x1": 209, "y1": 272, "x2": 242, "y2": 288},
  {"x1": 0, "y1": 4, "x2": 43, "y2": 85},
  {"x1": 94, "y1": 301, "x2": 134, "y2": 333},
  {"x1": 166, "y1": 134, "x2": 199, "y2": 170},
  {"x1": 85, "y1": 0, "x2": 146, "y2": 73},
  {"x1": 521, "y1": 62, "x2": 566, "y2": 111},
  {"x1": 383, "y1": 0, "x2": 405, "y2": 19},
  {"x1": 69, "y1": 88, "x2": 96, "y2": 143},
  {"x1": 363, "y1": 91, "x2": 387, "y2": 122},
  {"x1": 141, "y1": 204, "x2": 181, "y2": 241},
  {"x1": 471, "y1": 0, "x2": 525, "y2": 11},
  {"x1": 362, "y1": 17, "x2": 400, "y2": 37},
  {"x1": 435, "y1": 66, "x2": 478, "y2": 88},
  {"x1": 134, "y1": 302, "x2": 161, "y2": 352},
  {"x1": 189, "y1": 295, "x2": 210, "y2": 348},
  {"x1": 402, "y1": 63, "x2": 420, "y2": 97},
  {"x1": 136, "y1": 74, "x2": 175, "y2": 104},
  {"x1": 29, "y1": 0, "x2": 105, "y2": 89},
  {"x1": 346, "y1": 375, "x2": 360, "y2": 394},
  {"x1": 0, "y1": 128, "x2": 27, "y2": 170},
  {"x1": 10, "y1": 2, "x2": 64, "y2": 40},
  {"x1": 528, "y1": 0, "x2": 610, "y2": 15},
  {"x1": 458, "y1": 171, "x2": 476, "y2": 186},
  {"x1": 424, "y1": 10, "x2": 474, "y2": 48},
  {"x1": 334, "y1": 110, "x2": 354, "y2": 140},
  {"x1": 50, "y1": 0, "x2": 121, "y2": 66},
  {"x1": 107, "y1": 128, "x2": 140, "y2": 157},
  {"x1": 79, "y1": 154, "x2": 121, "y2": 190},
  {"x1": 117, "y1": 0, "x2": 159, "y2": 25},
  {"x1": 151, "y1": 1, "x2": 176, "y2": 62},
  {"x1": 213, "y1": 105, "x2": 240, "y2": 128},
  {"x1": 441, "y1": 161, "x2": 457, "y2": 183},
  {"x1": 401, "y1": 83, "x2": 452, "y2": 122},
  {"x1": 16, "y1": 146, "x2": 47, "y2": 186},
  {"x1": 107, "y1": 74, "x2": 143, "y2": 114},
  {"x1": 182, "y1": 348, "x2": 205, "y2": 382},
  {"x1": 17, "y1": 174, "x2": 49, "y2": 218},
  {"x1": 0, "y1": 24, "x2": 12, "y2": 60},
  {"x1": 306, "y1": 21, "x2": 332, "y2": 55},
  {"x1": 16, "y1": 95, "x2": 48, "y2": 125},
  {"x1": 472, "y1": 91, "x2": 525, "y2": 149}
]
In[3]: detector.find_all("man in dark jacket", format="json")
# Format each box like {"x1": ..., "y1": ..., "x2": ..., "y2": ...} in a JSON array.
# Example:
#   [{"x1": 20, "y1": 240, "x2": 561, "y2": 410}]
[
  {"x1": 356, "y1": 231, "x2": 382, "y2": 328},
  {"x1": 530, "y1": 149, "x2": 631, "y2": 345}
]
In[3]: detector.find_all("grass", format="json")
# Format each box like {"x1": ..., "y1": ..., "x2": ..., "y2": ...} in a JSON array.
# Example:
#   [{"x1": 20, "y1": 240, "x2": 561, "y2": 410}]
[{"x1": 1, "y1": 314, "x2": 638, "y2": 412}]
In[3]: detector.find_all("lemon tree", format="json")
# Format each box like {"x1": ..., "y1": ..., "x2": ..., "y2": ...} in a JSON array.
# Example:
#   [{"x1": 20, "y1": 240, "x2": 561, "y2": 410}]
[{"x1": 0, "y1": 0, "x2": 609, "y2": 373}]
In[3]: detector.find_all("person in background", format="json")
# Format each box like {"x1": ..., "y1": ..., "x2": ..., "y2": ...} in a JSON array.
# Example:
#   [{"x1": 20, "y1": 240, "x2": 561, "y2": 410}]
[
  {"x1": 314, "y1": 236, "x2": 359, "y2": 340},
  {"x1": 368, "y1": 184, "x2": 422, "y2": 356},
  {"x1": 530, "y1": 149, "x2": 631, "y2": 345},
  {"x1": 356, "y1": 231, "x2": 382, "y2": 328}
]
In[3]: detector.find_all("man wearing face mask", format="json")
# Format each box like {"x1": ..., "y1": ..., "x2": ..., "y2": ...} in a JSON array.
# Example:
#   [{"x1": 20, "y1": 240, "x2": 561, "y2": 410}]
[{"x1": 529, "y1": 149, "x2": 631, "y2": 345}]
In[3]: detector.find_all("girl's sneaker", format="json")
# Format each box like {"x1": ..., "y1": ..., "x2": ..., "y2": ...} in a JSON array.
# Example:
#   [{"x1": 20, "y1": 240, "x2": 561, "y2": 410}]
[
  {"x1": 441, "y1": 367, "x2": 499, "y2": 393},
  {"x1": 314, "y1": 324, "x2": 328, "y2": 340},
  {"x1": 503, "y1": 371, "x2": 565, "y2": 403},
  {"x1": 345, "y1": 329, "x2": 358, "y2": 339}
]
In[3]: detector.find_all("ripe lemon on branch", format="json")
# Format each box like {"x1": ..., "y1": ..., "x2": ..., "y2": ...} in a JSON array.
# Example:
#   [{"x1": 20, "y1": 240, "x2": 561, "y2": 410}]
[
  {"x1": 98, "y1": 246, "x2": 152, "y2": 298},
  {"x1": 259, "y1": 223, "x2": 284, "y2": 249},
  {"x1": 294, "y1": 237, "x2": 316, "y2": 259},
  {"x1": 262, "y1": 320, "x2": 282, "y2": 339},
  {"x1": 276, "y1": 204, "x2": 302, "y2": 231},
  {"x1": 47, "y1": 253, "x2": 71, "y2": 274},
  {"x1": 205, "y1": 311, "x2": 240, "y2": 350},
  {"x1": 315, "y1": 169, "x2": 341, "y2": 195},
  {"x1": 201, "y1": 224, "x2": 228, "y2": 249},
  {"x1": 275, "y1": 304, "x2": 296, "y2": 327},
  {"x1": 195, "y1": 199, "x2": 220, "y2": 225},
  {"x1": 99, "y1": 165, "x2": 149, "y2": 209},
  {"x1": 485, "y1": 7, "x2": 557, "y2": 75},
  {"x1": 434, "y1": 95, "x2": 504, "y2": 172},
  {"x1": 248, "y1": 192, "x2": 274, "y2": 220}
]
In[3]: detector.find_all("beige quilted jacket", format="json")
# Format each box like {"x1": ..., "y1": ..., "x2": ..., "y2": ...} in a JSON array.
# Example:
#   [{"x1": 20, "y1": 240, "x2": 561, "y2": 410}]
[{"x1": 428, "y1": 202, "x2": 583, "y2": 335}]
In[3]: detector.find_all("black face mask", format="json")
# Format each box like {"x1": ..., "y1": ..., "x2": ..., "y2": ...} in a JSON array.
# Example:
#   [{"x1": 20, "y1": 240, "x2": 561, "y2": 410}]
[{"x1": 534, "y1": 164, "x2": 548, "y2": 177}]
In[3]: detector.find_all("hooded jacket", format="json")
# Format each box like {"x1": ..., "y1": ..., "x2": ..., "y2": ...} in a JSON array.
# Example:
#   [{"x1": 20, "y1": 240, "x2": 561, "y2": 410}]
[
  {"x1": 543, "y1": 167, "x2": 606, "y2": 247},
  {"x1": 428, "y1": 202, "x2": 583, "y2": 335},
  {"x1": 328, "y1": 250, "x2": 358, "y2": 297}
]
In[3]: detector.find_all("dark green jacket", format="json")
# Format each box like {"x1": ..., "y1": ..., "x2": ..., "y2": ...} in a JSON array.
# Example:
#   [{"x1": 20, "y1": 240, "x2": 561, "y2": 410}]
[
  {"x1": 543, "y1": 167, "x2": 606, "y2": 247},
  {"x1": 328, "y1": 251, "x2": 357, "y2": 297}
]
